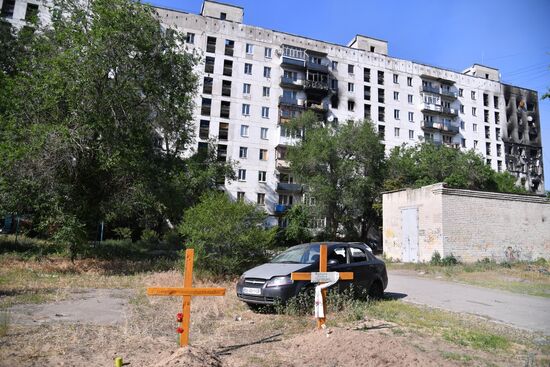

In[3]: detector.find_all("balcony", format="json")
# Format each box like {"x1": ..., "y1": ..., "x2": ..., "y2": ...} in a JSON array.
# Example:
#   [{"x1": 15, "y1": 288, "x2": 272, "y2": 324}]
[
  {"x1": 306, "y1": 101, "x2": 329, "y2": 111},
  {"x1": 274, "y1": 204, "x2": 290, "y2": 214},
  {"x1": 421, "y1": 120, "x2": 460, "y2": 134},
  {"x1": 280, "y1": 76, "x2": 304, "y2": 89},
  {"x1": 282, "y1": 56, "x2": 305, "y2": 68},
  {"x1": 421, "y1": 103, "x2": 458, "y2": 117},
  {"x1": 420, "y1": 85, "x2": 440, "y2": 94},
  {"x1": 306, "y1": 61, "x2": 329, "y2": 73},
  {"x1": 276, "y1": 159, "x2": 290, "y2": 170},
  {"x1": 420, "y1": 86, "x2": 458, "y2": 99},
  {"x1": 276, "y1": 183, "x2": 302, "y2": 193},
  {"x1": 304, "y1": 80, "x2": 330, "y2": 91},
  {"x1": 279, "y1": 96, "x2": 304, "y2": 107}
]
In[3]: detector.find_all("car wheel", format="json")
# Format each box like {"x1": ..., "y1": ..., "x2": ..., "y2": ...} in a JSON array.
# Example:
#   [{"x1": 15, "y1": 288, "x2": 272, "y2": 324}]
[{"x1": 367, "y1": 280, "x2": 384, "y2": 300}]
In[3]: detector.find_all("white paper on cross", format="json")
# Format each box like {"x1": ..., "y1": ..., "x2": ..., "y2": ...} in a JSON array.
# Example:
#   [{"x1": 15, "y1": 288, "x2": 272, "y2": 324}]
[{"x1": 312, "y1": 272, "x2": 340, "y2": 318}]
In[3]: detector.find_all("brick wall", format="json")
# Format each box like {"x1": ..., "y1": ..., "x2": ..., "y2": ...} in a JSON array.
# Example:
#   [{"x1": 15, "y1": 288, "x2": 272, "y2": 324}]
[{"x1": 441, "y1": 188, "x2": 550, "y2": 262}]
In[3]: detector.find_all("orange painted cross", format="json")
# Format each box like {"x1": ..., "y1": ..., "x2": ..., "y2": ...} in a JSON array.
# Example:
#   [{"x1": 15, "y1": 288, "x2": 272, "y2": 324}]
[
  {"x1": 291, "y1": 244, "x2": 353, "y2": 329},
  {"x1": 147, "y1": 248, "x2": 226, "y2": 346}
]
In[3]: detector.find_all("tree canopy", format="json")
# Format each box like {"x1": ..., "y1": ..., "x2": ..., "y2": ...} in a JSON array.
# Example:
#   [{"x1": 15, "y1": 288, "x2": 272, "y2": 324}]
[
  {"x1": 178, "y1": 192, "x2": 276, "y2": 275},
  {"x1": 0, "y1": 0, "x2": 231, "y2": 244},
  {"x1": 286, "y1": 111, "x2": 386, "y2": 241},
  {"x1": 384, "y1": 143, "x2": 526, "y2": 194}
]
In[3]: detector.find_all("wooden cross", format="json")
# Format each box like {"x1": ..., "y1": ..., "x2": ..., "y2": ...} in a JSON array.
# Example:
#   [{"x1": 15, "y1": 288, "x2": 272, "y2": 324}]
[
  {"x1": 147, "y1": 248, "x2": 226, "y2": 346},
  {"x1": 291, "y1": 244, "x2": 353, "y2": 329}
]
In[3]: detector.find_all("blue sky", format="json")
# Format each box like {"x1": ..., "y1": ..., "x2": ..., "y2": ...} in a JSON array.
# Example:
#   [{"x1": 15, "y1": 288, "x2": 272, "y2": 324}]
[{"x1": 148, "y1": 0, "x2": 550, "y2": 191}]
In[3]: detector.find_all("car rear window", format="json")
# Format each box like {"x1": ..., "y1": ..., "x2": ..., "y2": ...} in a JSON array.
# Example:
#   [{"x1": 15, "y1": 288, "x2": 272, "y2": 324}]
[{"x1": 349, "y1": 246, "x2": 367, "y2": 263}]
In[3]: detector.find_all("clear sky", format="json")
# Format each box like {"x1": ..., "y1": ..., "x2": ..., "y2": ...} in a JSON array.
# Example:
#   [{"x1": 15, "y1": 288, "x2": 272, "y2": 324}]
[{"x1": 148, "y1": 0, "x2": 550, "y2": 191}]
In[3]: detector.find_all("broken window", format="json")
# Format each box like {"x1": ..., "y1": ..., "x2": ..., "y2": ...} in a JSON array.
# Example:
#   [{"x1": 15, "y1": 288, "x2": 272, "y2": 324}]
[
  {"x1": 1, "y1": 0, "x2": 15, "y2": 18},
  {"x1": 223, "y1": 59, "x2": 233, "y2": 76},
  {"x1": 222, "y1": 80, "x2": 231, "y2": 97},
  {"x1": 220, "y1": 101, "x2": 230, "y2": 118},
  {"x1": 206, "y1": 36, "x2": 216, "y2": 53},
  {"x1": 217, "y1": 144, "x2": 227, "y2": 161},
  {"x1": 224, "y1": 39, "x2": 234, "y2": 56},
  {"x1": 202, "y1": 77, "x2": 213, "y2": 94},
  {"x1": 201, "y1": 98, "x2": 212, "y2": 116},
  {"x1": 205, "y1": 57, "x2": 215, "y2": 73},
  {"x1": 199, "y1": 120, "x2": 210, "y2": 139},
  {"x1": 218, "y1": 122, "x2": 229, "y2": 141},
  {"x1": 25, "y1": 3, "x2": 39, "y2": 21}
]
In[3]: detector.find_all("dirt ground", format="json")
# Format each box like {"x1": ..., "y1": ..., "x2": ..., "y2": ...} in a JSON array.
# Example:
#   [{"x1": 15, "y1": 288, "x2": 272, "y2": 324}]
[{"x1": 0, "y1": 266, "x2": 548, "y2": 366}]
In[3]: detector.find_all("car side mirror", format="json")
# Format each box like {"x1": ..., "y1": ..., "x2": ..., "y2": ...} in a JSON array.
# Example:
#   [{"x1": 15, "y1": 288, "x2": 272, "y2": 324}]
[{"x1": 328, "y1": 259, "x2": 339, "y2": 266}]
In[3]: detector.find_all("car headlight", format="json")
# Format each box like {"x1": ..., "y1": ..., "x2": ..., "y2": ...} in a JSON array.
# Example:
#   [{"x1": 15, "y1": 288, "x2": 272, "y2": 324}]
[
  {"x1": 237, "y1": 274, "x2": 246, "y2": 284},
  {"x1": 265, "y1": 276, "x2": 293, "y2": 288}
]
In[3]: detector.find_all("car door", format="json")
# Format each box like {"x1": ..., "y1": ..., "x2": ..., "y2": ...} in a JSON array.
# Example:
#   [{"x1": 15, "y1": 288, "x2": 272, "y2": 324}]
[
  {"x1": 326, "y1": 244, "x2": 351, "y2": 293},
  {"x1": 346, "y1": 245, "x2": 373, "y2": 295}
]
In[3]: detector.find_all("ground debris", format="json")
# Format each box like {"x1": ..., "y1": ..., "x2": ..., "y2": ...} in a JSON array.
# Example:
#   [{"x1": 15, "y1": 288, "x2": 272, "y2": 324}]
[{"x1": 153, "y1": 346, "x2": 223, "y2": 367}]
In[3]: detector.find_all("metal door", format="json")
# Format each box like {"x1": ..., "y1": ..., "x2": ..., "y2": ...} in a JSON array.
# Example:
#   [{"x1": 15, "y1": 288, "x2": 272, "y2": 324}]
[{"x1": 401, "y1": 208, "x2": 419, "y2": 262}]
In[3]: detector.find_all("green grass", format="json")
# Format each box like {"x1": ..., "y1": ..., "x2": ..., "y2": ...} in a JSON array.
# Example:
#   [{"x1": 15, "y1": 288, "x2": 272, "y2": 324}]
[
  {"x1": 365, "y1": 300, "x2": 521, "y2": 353},
  {"x1": 441, "y1": 351, "x2": 474, "y2": 362},
  {"x1": 0, "y1": 307, "x2": 9, "y2": 337},
  {"x1": 443, "y1": 329, "x2": 510, "y2": 350}
]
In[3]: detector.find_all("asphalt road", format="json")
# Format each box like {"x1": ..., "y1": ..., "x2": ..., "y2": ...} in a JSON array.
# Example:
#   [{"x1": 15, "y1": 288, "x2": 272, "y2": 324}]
[{"x1": 386, "y1": 271, "x2": 550, "y2": 335}]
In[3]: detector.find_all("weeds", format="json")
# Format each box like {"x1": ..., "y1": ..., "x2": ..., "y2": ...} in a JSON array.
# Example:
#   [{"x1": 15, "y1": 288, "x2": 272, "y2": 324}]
[{"x1": 0, "y1": 307, "x2": 9, "y2": 337}]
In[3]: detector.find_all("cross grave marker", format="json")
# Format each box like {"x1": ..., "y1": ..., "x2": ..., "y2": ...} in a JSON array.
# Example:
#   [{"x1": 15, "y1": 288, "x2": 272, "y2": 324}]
[{"x1": 147, "y1": 248, "x2": 226, "y2": 346}]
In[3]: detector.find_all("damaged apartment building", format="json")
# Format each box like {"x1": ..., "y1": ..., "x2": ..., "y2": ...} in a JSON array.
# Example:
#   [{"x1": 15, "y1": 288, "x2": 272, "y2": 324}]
[{"x1": 1, "y1": 0, "x2": 545, "y2": 226}]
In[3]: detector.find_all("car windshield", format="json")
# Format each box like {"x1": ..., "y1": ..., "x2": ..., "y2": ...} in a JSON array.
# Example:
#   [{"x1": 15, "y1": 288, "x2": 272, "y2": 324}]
[{"x1": 270, "y1": 244, "x2": 320, "y2": 264}]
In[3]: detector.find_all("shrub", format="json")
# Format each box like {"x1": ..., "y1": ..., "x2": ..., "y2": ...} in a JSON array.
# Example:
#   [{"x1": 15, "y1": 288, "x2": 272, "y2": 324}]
[
  {"x1": 441, "y1": 254, "x2": 459, "y2": 266},
  {"x1": 178, "y1": 192, "x2": 276, "y2": 276},
  {"x1": 430, "y1": 251, "x2": 459, "y2": 266},
  {"x1": 430, "y1": 251, "x2": 442, "y2": 265},
  {"x1": 140, "y1": 229, "x2": 159, "y2": 245},
  {"x1": 113, "y1": 227, "x2": 132, "y2": 240}
]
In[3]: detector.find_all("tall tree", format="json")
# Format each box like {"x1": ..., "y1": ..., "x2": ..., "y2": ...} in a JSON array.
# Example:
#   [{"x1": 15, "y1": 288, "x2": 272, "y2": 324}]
[
  {"x1": 0, "y1": 0, "x2": 230, "y2": 242},
  {"x1": 384, "y1": 143, "x2": 526, "y2": 193},
  {"x1": 286, "y1": 111, "x2": 386, "y2": 241}
]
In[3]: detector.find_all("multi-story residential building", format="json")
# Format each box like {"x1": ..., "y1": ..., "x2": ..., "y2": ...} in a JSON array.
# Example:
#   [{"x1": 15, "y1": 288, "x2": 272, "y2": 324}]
[{"x1": 2, "y1": 0, "x2": 545, "y2": 226}]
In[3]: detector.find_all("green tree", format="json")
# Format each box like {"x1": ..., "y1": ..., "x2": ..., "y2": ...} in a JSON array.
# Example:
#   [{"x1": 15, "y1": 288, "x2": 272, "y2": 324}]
[
  {"x1": 287, "y1": 111, "x2": 386, "y2": 240},
  {"x1": 178, "y1": 192, "x2": 276, "y2": 275},
  {"x1": 276, "y1": 204, "x2": 313, "y2": 247},
  {"x1": 0, "y1": 0, "x2": 231, "y2": 243},
  {"x1": 385, "y1": 143, "x2": 526, "y2": 193}
]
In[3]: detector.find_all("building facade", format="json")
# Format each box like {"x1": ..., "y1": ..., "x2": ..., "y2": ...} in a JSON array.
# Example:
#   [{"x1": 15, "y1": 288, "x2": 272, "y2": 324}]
[
  {"x1": 2, "y1": 0, "x2": 545, "y2": 226},
  {"x1": 383, "y1": 183, "x2": 550, "y2": 263}
]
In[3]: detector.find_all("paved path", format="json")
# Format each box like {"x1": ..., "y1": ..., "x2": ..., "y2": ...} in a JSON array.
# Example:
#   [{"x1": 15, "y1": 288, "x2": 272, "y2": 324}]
[{"x1": 386, "y1": 271, "x2": 550, "y2": 335}]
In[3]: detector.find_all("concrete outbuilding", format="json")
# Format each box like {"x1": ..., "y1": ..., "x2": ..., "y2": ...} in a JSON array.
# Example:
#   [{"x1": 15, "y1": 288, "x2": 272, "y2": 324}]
[{"x1": 383, "y1": 183, "x2": 550, "y2": 263}]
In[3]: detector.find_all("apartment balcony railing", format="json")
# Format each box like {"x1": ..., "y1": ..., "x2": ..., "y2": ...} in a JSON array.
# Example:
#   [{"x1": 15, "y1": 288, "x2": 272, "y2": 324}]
[
  {"x1": 279, "y1": 96, "x2": 304, "y2": 107},
  {"x1": 276, "y1": 183, "x2": 303, "y2": 193},
  {"x1": 307, "y1": 101, "x2": 329, "y2": 111},
  {"x1": 420, "y1": 85, "x2": 440, "y2": 94},
  {"x1": 276, "y1": 158, "x2": 290, "y2": 170},
  {"x1": 441, "y1": 89, "x2": 458, "y2": 98},
  {"x1": 304, "y1": 80, "x2": 330, "y2": 91},
  {"x1": 420, "y1": 86, "x2": 458, "y2": 99},
  {"x1": 274, "y1": 204, "x2": 291, "y2": 214},
  {"x1": 306, "y1": 61, "x2": 329, "y2": 73},
  {"x1": 421, "y1": 103, "x2": 458, "y2": 117},
  {"x1": 421, "y1": 120, "x2": 460, "y2": 134},
  {"x1": 280, "y1": 76, "x2": 304, "y2": 88},
  {"x1": 282, "y1": 56, "x2": 305, "y2": 68}
]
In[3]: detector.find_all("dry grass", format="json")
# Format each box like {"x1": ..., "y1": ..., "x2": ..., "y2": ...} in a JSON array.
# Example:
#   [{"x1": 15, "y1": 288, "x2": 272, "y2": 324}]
[{"x1": 1, "y1": 257, "x2": 549, "y2": 366}]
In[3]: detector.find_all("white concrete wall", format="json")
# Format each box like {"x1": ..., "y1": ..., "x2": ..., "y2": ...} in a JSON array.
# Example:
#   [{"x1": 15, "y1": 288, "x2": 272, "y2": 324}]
[{"x1": 383, "y1": 184, "x2": 444, "y2": 262}]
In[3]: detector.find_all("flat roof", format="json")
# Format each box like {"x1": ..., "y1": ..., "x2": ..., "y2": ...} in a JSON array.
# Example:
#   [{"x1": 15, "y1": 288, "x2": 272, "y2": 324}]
[{"x1": 153, "y1": 3, "x2": 513, "y2": 85}]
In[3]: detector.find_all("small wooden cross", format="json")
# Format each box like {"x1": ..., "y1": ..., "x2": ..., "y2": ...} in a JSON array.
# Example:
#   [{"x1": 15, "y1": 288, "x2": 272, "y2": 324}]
[
  {"x1": 291, "y1": 244, "x2": 353, "y2": 329},
  {"x1": 147, "y1": 248, "x2": 226, "y2": 346}
]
